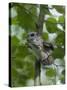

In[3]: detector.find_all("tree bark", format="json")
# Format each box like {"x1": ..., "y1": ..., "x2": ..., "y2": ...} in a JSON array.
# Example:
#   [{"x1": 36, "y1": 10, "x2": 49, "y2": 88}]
[{"x1": 36, "y1": 5, "x2": 44, "y2": 35}]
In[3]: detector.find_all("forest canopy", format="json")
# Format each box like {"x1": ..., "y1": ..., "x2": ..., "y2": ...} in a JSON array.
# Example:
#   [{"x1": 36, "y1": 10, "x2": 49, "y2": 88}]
[{"x1": 9, "y1": 3, "x2": 65, "y2": 87}]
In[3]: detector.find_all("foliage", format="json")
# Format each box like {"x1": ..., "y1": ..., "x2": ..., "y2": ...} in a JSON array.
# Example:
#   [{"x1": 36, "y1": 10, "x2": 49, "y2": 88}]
[
  {"x1": 46, "y1": 68, "x2": 56, "y2": 77},
  {"x1": 9, "y1": 3, "x2": 65, "y2": 86}
]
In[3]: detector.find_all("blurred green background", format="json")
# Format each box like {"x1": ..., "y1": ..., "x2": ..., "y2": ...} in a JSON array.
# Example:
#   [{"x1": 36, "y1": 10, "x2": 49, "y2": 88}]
[{"x1": 9, "y1": 3, "x2": 65, "y2": 87}]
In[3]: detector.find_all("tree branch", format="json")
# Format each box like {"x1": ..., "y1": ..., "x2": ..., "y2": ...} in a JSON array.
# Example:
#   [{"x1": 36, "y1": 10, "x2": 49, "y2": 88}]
[{"x1": 36, "y1": 5, "x2": 45, "y2": 35}]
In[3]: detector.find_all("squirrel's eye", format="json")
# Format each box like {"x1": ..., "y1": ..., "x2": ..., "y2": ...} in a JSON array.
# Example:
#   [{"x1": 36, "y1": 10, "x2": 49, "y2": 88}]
[{"x1": 31, "y1": 33, "x2": 34, "y2": 37}]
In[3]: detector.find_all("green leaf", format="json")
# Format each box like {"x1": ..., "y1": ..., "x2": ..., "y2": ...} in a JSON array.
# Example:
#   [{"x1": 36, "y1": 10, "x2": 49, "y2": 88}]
[
  {"x1": 11, "y1": 36, "x2": 19, "y2": 46},
  {"x1": 46, "y1": 68, "x2": 56, "y2": 77},
  {"x1": 41, "y1": 5, "x2": 50, "y2": 14},
  {"x1": 42, "y1": 32, "x2": 48, "y2": 40},
  {"x1": 60, "y1": 75, "x2": 65, "y2": 84},
  {"x1": 56, "y1": 31, "x2": 65, "y2": 46},
  {"x1": 15, "y1": 4, "x2": 37, "y2": 31},
  {"x1": 58, "y1": 16, "x2": 65, "y2": 23},
  {"x1": 47, "y1": 17, "x2": 57, "y2": 23},
  {"x1": 11, "y1": 17, "x2": 18, "y2": 25},
  {"x1": 46, "y1": 23, "x2": 57, "y2": 33},
  {"x1": 22, "y1": 32, "x2": 27, "y2": 39},
  {"x1": 62, "y1": 69, "x2": 65, "y2": 75},
  {"x1": 15, "y1": 45, "x2": 30, "y2": 58},
  {"x1": 53, "y1": 6, "x2": 65, "y2": 14},
  {"x1": 45, "y1": 17, "x2": 58, "y2": 33},
  {"x1": 52, "y1": 47, "x2": 65, "y2": 59}
]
